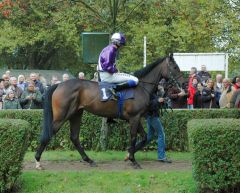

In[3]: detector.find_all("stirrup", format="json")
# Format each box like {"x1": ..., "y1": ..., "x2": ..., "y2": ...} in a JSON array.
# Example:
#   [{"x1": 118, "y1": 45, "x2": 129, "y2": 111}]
[{"x1": 109, "y1": 88, "x2": 118, "y2": 100}]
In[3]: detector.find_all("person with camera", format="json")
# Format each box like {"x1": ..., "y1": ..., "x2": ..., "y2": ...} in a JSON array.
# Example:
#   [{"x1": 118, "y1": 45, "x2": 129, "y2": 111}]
[{"x1": 20, "y1": 81, "x2": 43, "y2": 109}]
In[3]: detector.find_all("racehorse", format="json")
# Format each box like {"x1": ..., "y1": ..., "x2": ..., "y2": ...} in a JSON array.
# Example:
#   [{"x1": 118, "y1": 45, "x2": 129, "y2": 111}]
[{"x1": 35, "y1": 54, "x2": 184, "y2": 169}]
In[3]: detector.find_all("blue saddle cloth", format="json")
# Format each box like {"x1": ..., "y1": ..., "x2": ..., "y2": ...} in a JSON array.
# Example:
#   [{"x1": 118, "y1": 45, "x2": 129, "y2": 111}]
[
  {"x1": 99, "y1": 82, "x2": 135, "y2": 117},
  {"x1": 99, "y1": 82, "x2": 134, "y2": 102}
]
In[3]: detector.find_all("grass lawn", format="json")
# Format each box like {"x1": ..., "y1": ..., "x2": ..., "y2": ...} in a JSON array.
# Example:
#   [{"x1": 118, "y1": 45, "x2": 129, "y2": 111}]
[
  {"x1": 19, "y1": 151, "x2": 196, "y2": 193},
  {"x1": 20, "y1": 171, "x2": 196, "y2": 193}
]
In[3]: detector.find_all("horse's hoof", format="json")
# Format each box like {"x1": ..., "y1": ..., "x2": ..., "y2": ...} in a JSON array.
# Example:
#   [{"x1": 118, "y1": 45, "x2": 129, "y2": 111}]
[
  {"x1": 124, "y1": 154, "x2": 129, "y2": 162},
  {"x1": 35, "y1": 161, "x2": 44, "y2": 170},
  {"x1": 90, "y1": 161, "x2": 97, "y2": 167},
  {"x1": 131, "y1": 162, "x2": 142, "y2": 169}
]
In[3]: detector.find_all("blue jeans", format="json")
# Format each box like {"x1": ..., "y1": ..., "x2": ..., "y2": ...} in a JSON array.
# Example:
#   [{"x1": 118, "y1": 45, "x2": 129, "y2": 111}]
[
  {"x1": 146, "y1": 116, "x2": 166, "y2": 160},
  {"x1": 187, "y1": 104, "x2": 193, "y2": 109}
]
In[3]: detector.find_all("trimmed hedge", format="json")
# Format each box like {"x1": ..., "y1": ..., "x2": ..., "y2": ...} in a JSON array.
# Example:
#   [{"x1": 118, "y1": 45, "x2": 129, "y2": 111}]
[
  {"x1": 0, "y1": 119, "x2": 31, "y2": 193},
  {"x1": 0, "y1": 109, "x2": 239, "y2": 151},
  {"x1": 188, "y1": 119, "x2": 240, "y2": 193}
]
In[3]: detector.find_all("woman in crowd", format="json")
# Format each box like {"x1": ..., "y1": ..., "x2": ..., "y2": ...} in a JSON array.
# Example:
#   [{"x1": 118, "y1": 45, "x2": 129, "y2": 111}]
[
  {"x1": 201, "y1": 79, "x2": 218, "y2": 108},
  {"x1": 187, "y1": 76, "x2": 198, "y2": 109},
  {"x1": 193, "y1": 83, "x2": 204, "y2": 108},
  {"x1": 3, "y1": 90, "x2": 21, "y2": 109},
  {"x1": 20, "y1": 81, "x2": 43, "y2": 109},
  {"x1": 17, "y1": 74, "x2": 27, "y2": 91}
]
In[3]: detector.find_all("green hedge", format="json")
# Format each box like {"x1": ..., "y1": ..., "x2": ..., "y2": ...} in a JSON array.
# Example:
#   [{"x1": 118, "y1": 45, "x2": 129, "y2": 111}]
[
  {"x1": 188, "y1": 119, "x2": 240, "y2": 193},
  {"x1": 0, "y1": 119, "x2": 31, "y2": 193},
  {"x1": 0, "y1": 109, "x2": 239, "y2": 152}
]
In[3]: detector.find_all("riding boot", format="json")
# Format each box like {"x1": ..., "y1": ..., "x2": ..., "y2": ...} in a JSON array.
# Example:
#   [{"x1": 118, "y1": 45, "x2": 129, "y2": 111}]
[{"x1": 114, "y1": 82, "x2": 131, "y2": 91}]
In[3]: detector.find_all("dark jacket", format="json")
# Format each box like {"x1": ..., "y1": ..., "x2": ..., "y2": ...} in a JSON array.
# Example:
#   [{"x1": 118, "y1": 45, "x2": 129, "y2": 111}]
[
  {"x1": 197, "y1": 71, "x2": 211, "y2": 84},
  {"x1": 167, "y1": 86, "x2": 187, "y2": 109},
  {"x1": 147, "y1": 95, "x2": 162, "y2": 117},
  {"x1": 194, "y1": 88, "x2": 217, "y2": 108}
]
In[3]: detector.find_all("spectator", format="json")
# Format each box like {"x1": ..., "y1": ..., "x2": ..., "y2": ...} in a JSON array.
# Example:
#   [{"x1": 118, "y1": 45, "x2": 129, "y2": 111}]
[
  {"x1": 8, "y1": 76, "x2": 23, "y2": 98},
  {"x1": 3, "y1": 80, "x2": 10, "y2": 97},
  {"x1": 197, "y1": 64, "x2": 211, "y2": 85},
  {"x1": 230, "y1": 89, "x2": 240, "y2": 108},
  {"x1": 219, "y1": 78, "x2": 234, "y2": 108},
  {"x1": 17, "y1": 74, "x2": 27, "y2": 91},
  {"x1": 51, "y1": 76, "x2": 59, "y2": 85},
  {"x1": 230, "y1": 76, "x2": 240, "y2": 108},
  {"x1": 5, "y1": 70, "x2": 11, "y2": 77},
  {"x1": 214, "y1": 74, "x2": 223, "y2": 107},
  {"x1": 3, "y1": 90, "x2": 21, "y2": 109},
  {"x1": 193, "y1": 82, "x2": 208, "y2": 108},
  {"x1": 0, "y1": 79, "x2": 5, "y2": 109},
  {"x1": 187, "y1": 76, "x2": 198, "y2": 109},
  {"x1": 167, "y1": 84, "x2": 187, "y2": 109},
  {"x1": 20, "y1": 81, "x2": 43, "y2": 109},
  {"x1": 27, "y1": 73, "x2": 45, "y2": 94},
  {"x1": 91, "y1": 72, "x2": 98, "y2": 82},
  {"x1": 62, "y1": 73, "x2": 69, "y2": 82},
  {"x1": 38, "y1": 74, "x2": 48, "y2": 88},
  {"x1": 78, "y1": 72, "x2": 85, "y2": 79},
  {"x1": 201, "y1": 79, "x2": 218, "y2": 108},
  {"x1": 233, "y1": 76, "x2": 240, "y2": 90},
  {"x1": 2, "y1": 73, "x2": 10, "y2": 82}
]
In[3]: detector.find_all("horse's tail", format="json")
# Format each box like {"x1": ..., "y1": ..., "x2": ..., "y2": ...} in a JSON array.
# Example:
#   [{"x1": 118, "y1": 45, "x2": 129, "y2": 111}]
[{"x1": 40, "y1": 84, "x2": 58, "y2": 143}]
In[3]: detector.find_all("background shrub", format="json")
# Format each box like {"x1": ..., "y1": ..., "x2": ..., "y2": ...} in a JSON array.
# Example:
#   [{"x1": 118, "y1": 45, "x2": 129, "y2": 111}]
[
  {"x1": 0, "y1": 109, "x2": 239, "y2": 152},
  {"x1": 0, "y1": 119, "x2": 31, "y2": 193},
  {"x1": 188, "y1": 119, "x2": 240, "y2": 193}
]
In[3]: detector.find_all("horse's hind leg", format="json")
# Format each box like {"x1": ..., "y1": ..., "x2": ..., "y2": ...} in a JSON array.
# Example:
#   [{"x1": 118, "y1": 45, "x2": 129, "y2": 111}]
[
  {"x1": 35, "y1": 120, "x2": 64, "y2": 169},
  {"x1": 69, "y1": 110, "x2": 96, "y2": 167}
]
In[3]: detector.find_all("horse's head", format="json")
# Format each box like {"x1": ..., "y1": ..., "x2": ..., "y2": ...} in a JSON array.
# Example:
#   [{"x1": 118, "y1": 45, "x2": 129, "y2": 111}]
[{"x1": 161, "y1": 53, "x2": 185, "y2": 89}]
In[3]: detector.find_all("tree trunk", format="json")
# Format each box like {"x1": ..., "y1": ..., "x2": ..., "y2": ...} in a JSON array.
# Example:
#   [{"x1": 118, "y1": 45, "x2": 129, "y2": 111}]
[{"x1": 97, "y1": 118, "x2": 109, "y2": 151}]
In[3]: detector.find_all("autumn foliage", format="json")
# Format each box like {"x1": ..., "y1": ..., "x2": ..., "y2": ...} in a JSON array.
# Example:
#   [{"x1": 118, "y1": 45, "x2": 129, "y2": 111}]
[{"x1": 0, "y1": 0, "x2": 14, "y2": 18}]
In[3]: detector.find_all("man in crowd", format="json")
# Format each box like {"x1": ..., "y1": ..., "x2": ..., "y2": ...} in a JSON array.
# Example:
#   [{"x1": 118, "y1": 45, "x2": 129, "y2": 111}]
[
  {"x1": 28, "y1": 72, "x2": 45, "y2": 94},
  {"x1": 78, "y1": 72, "x2": 85, "y2": 79},
  {"x1": 8, "y1": 76, "x2": 23, "y2": 99},
  {"x1": 0, "y1": 79, "x2": 5, "y2": 109},
  {"x1": 197, "y1": 64, "x2": 211, "y2": 85},
  {"x1": 62, "y1": 73, "x2": 70, "y2": 82},
  {"x1": 2, "y1": 73, "x2": 10, "y2": 82},
  {"x1": 214, "y1": 74, "x2": 223, "y2": 107}
]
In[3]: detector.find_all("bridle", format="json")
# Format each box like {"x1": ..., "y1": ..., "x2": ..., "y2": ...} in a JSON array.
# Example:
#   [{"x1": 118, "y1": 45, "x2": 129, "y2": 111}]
[{"x1": 139, "y1": 56, "x2": 183, "y2": 95}]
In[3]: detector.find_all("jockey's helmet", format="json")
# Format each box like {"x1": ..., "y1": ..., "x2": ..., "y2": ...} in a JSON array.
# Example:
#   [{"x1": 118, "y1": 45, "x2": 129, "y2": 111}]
[{"x1": 111, "y1": 32, "x2": 126, "y2": 46}]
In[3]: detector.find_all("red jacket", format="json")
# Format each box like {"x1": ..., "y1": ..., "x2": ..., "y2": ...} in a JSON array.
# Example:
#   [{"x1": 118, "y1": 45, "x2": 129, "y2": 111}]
[{"x1": 187, "y1": 83, "x2": 197, "y2": 105}]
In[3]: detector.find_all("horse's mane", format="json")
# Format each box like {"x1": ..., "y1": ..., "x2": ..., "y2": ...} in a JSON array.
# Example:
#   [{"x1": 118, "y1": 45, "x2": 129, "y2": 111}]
[{"x1": 133, "y1": 57, "x2": 166, "y2": 78}]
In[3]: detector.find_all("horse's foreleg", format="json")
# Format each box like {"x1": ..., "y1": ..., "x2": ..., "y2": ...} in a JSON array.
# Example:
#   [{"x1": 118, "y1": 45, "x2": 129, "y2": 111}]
[
  {"x1": 69, "y1": 111, "x2": 96, "y2": 167},
  {"x1": 128, "y1": 117, "x2": 141, "y2": 169},
  {"x1": 134, "y1": 123, "x2": 147, "y2": 152}
]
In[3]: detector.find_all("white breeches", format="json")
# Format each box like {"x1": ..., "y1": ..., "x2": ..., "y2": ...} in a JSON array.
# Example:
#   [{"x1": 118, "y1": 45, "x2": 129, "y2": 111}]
[{"x1": 99, "y1": 72, "x2": 139, "y2": 84}]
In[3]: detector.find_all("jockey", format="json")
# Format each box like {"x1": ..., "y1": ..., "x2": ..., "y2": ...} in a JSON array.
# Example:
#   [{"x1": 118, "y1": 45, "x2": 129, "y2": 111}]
[{"x1": 97, "y1": 32, "x2": 139, "y2": 92}]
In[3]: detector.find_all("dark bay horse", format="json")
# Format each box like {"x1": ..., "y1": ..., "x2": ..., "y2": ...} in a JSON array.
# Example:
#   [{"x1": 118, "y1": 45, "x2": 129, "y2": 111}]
[{"x1": 35, "y1": 54, "x2": 184, "y2": 169}]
